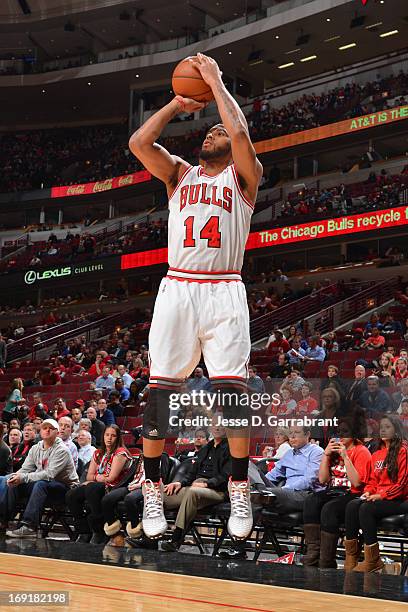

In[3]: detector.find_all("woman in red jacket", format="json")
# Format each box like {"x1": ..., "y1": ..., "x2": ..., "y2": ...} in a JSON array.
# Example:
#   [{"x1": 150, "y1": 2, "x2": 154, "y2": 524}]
[{"x1": 344, "y1": 414, "x2": 408, "y2": 572}]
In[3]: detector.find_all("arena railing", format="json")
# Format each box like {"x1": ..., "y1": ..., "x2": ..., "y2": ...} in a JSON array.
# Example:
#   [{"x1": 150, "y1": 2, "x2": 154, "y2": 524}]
[
  {"x1": 7, "y1": 314, "x2": 106, "y2": 363},
  {"x1": 250, "y1": 283, "x2": 339, "y2": 344},
  {"x1": 303, "y1": 276, "x2": 400, "y2": 336},
  {"x1": 30, "y1": 306, "x2": 142, "y2": 361}
]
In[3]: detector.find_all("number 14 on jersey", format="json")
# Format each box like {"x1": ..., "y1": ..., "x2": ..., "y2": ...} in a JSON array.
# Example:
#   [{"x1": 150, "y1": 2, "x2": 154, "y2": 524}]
[{"x1": 183, "y1": 216, "x2": 222, "y2": 248}]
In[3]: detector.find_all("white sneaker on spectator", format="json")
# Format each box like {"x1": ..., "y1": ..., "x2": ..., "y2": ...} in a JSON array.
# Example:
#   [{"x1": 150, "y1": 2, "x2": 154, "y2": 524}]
[
  {"x1": 227, "y1": 479, "x2": 253, "y2": 540},
  {"x1": 6, "y1": 524, "x2": 37, "y2": 538},
  {"x1": 142, "y1": 479, "x2": 167, "y2": 539}
]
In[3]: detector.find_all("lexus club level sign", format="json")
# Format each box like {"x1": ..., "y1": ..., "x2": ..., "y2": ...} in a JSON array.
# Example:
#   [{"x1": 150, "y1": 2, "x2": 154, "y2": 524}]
[{"x1": 24, "y1": 263, "x2": 104, "y2": 285}]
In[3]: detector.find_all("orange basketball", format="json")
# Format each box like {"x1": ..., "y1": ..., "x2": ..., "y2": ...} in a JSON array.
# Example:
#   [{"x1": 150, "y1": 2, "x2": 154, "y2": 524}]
[{"x1": 172, "y1": 57, "x2": 214, "y2": 103}]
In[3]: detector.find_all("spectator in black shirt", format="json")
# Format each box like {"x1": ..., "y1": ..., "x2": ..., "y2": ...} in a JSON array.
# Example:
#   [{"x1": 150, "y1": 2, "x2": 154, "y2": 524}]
[
  {"x1": 0, "y1": 423, "x2": 11, "y2": 476},
  {"x1": 176, "y1": 429, "x2": 210, "y2": 462},
  {"x1": 86, "y1": 406, "x2": 106, "y2": 447},
  {"x1": 269, "y1": 353, "x2": 291, "y2": 379},
  {"x1": 96, "y1": 398, "x2": 115, "y2": 426},
  {"x1": 107, "y1": 391, "x2": 125, "y2": 418},
  {"x1": 8, "y1": 428, "x2": 22, "y2": 466},
  {"x1": 12, "y1": 423, "x2": 37, "y2": 472},
  {"x1": 162, "y1": 423, "x2": 231, "y2": 551}
]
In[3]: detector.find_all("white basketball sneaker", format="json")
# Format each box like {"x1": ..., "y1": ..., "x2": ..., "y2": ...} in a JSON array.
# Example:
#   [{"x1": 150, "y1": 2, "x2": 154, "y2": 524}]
[
  {"x1": 227, "y1": 479, "x2": 253, "y2": 540},
  {"x1": 142, "y1": 479, "x2": 168, "y2": 539}
]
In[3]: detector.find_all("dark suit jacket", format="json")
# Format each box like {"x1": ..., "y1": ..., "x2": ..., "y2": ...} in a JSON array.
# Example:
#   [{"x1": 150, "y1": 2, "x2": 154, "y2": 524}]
[
  {"x1": 178, "y1": 439, "x2": 231, "y2": 492},
  {"x1": 91, "y1": 418, "x2": 106, "y2": 447},
  {"x1": 391, "y1": 392, "x2": 408, "y2": 413},
  {"x1": 346, "y1": 378, "x2": 368, "y2": 405}
]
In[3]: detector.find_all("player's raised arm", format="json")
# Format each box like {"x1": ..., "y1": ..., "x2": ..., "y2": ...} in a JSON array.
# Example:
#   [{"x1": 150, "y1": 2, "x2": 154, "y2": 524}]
[
  {"x1": 191, "y1": 53, "x2": 263, "y2": 203},
  {"x1": 128, "y1": 96, "x2": 206, "y2": 193}
]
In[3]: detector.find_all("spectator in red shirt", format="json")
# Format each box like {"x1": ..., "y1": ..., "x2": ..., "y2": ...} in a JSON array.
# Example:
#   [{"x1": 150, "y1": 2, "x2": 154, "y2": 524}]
[
  {"x1": 361, "y1": 327, "x2": 385, "y2": 350},
  {"x1": 40, "y1": 367, "x2": 61, "y2": 386},
  {"x1": 267, "y1": 330, "x2": 290, "y2": 353},
  {"x1": 87, "y1": 352, "x2": 107, "y2": 378},
  {"x1": 28, "y1": 393, "x2": 49, "y2": 421},
  {"x1": 50, "y1": 398, "x2": 70, "y2": 420},
  {"x1": 297, "y1": 383, "x2": 318, "y2": 414},
  {"x1": 344, "y1": 415, "x2": 408, "y2": 573},
  {"x1": 303, "y1": 415, "x2": 372, "y2": 568},
  {"x1": 395, "y1": 357, "x2": 408, "y2": 382}
]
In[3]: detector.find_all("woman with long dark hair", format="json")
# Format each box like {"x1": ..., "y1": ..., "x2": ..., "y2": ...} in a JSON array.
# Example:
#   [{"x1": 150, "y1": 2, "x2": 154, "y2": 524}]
[
  {"x1": 302, "y1": 415, "x2": 371, "y2": 568},
  {"x1": 344, "y1": 414, "x2": 408, "y2": 572},
  {"x1": 66, "y1": 425, "x2": 132, "y2": 544}
]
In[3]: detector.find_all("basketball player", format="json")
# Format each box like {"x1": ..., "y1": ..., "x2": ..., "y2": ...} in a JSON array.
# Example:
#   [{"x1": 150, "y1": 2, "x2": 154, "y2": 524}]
[{"x1": 129, "y1": 53, "x2": 262, "y2": 540}]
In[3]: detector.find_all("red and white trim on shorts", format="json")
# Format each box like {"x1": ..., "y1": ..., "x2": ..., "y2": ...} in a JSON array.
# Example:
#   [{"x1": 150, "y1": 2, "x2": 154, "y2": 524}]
[
  {"x1": 149, "y1": 376, "x2": 184, "y2": 391},
  {"x1": 167, "y1": 267, "x2": 242, "y2": 282},
  {"x1": 210, "y1": 376, "x2": 248, "y2": 391}
]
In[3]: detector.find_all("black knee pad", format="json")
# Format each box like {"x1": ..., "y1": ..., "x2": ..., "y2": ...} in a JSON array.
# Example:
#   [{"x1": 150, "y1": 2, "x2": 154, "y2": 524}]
[{"x1": 142, "y1": 387, "x2": 172, "y2": 440}]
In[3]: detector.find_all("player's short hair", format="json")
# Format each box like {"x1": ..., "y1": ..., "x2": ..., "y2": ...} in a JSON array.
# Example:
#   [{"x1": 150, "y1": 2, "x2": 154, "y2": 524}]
[{"x1": 208, "y1": 123, "x2": 228, "y2": 135}]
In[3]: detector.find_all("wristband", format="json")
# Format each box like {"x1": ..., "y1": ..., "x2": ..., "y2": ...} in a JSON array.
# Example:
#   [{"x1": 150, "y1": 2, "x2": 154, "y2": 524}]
[{"x1": 174, "y1": 95, "x2": 186, "y2": 112}]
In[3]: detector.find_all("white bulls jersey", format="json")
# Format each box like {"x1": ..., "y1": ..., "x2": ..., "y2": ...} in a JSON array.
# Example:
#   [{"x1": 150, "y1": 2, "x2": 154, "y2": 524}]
[{"x1": 167, "y1": 163, "x2": 254, "y2": 282}]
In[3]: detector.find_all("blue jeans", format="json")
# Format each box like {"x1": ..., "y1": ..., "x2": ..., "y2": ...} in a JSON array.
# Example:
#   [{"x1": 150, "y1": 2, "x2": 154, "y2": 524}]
[{"x1": 2, "y1": 480, "x2": 68, "y2": 528}]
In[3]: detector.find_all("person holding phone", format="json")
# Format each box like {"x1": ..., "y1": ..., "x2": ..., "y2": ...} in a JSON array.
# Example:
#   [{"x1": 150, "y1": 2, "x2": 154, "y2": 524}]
[
  {"x1": 302, "y1": 415, "x2": 372, "y2": 568},
  {"x1": 343, "y1": 414, "x2": 408, "y2": 572}
]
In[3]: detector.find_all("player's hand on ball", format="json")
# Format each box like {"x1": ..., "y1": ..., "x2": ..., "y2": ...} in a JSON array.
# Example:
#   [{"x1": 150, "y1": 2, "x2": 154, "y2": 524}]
[
  {"x1": 191, "y1": 53, "x2": 223, "y2": 87},
  {"x1": 174, "y1": 95, "x2": 207, "y2": 114}
]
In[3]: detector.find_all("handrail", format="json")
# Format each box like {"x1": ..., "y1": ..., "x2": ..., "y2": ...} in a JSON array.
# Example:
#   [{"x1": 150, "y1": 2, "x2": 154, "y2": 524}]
[
  {"x1": 305, "y1": 277, "x2": 399, "y2": 336},
  {"x1": 31, "y1": 305, "x2": 140, "y2": 361},
  {"x1": 7, "y1": 315, "x2": 101, "y2": 362},
  {"x1": 249, "y1": 281, "x2": 374, "y2": 344}
]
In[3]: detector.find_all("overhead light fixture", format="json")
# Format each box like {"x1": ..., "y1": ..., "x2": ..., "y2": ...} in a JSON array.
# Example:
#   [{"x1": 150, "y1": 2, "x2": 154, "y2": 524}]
[
  {"x1": 275, "y1": 35, "x2": 279, "y2": 39},
  {"x1": 135, "y1": 74, "x2": 140, "y2": 78},
  {"x1": 380, "y1": 29, "x2": 398, "y2": 37},
  {"x1": 285, "y1": 48, "x2": 301, "y2": 55},
  {"x1": 339, "y1": 42, "x2": 357, "y2": 50},
  {"x1": 326, "y1": 18, "x2": 331, "y2": 22},
  {"x1": 278, "y1": 62, "x2": 295, "y2": 69},
  {"x1": 365, "y1": 21, "x2": 383, "y2": 29},
  {"x1": 87, "y1": 82, "x2": 92, "y2": 86},
  {"x1": 228, "y1": 51, "x2": 232, "y2": 55},
  {"x1": 41, "y1": 89, "x2": 46, "y2": 93},
  {"x1": 325, "y1": 35, "x2": 341, "y2": 42},
  {"x1": 300, "y1": 55, "x2": 317, "y2": 62}
]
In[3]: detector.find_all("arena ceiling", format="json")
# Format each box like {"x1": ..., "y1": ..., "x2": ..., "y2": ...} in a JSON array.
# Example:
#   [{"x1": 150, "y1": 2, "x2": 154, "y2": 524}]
[{"x1": 1, "y1": 0, "x2": 407, "y2": 126}]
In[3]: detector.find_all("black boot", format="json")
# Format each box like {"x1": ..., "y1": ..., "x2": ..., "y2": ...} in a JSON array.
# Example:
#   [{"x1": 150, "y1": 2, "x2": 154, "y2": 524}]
[
  {"x1": 219, "y1": 540, "x2": 247, "y2": 559},
  {"x1": 161, "y1": 527, "x2": 184, "y2": 552},
  {"x1": 74, "y1": 517, "x2": 91, "y2": 543},
  {"x1": 76, "y1": 534, "x2": 92, "y2": 543},
  {"x1": 88, "y1": 517, "x2": 109, "y2": 545},
  {"x1": 126, "y1": 535, "x2": 159, "y2": 550}
]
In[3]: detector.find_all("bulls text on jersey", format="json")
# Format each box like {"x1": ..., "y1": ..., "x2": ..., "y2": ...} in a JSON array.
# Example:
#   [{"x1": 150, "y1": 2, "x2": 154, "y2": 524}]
[{"x1": 179, "y1": 183, "x2": 233, "y2": 213}]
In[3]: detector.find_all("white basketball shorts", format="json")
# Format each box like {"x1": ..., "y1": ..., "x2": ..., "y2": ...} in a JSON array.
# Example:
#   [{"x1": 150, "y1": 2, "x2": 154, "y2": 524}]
[{"x1": 148, "y1": 277, "x2": 250, "y2": 388}]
